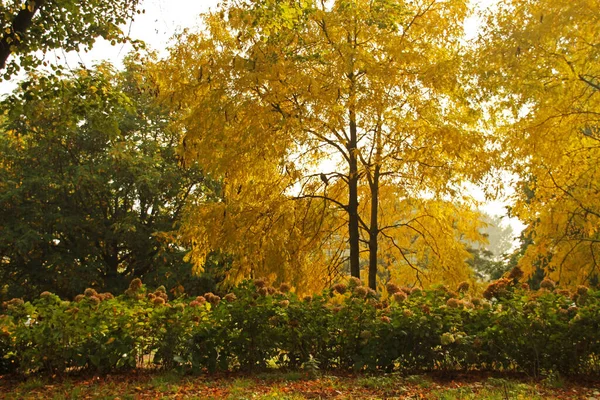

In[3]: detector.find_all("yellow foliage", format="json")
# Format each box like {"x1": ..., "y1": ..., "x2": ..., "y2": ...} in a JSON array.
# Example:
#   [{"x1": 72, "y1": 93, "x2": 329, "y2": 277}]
[
  {"x1": 156, "y1": 0, "x2": 491, "y2": 292},
  {"x1": 476, "y1": 0, "x2": 600, "y2": 286}
]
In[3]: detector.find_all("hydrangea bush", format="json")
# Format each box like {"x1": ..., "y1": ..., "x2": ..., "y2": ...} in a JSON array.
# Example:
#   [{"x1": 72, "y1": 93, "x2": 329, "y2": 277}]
[{"x1": 1, "y1": 270, "x2": 599, "y2": 376}]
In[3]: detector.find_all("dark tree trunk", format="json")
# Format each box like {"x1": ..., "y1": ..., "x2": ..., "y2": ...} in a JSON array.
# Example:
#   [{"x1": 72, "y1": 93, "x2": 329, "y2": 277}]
[
  {"x1": 0, "y1": 0, "x2": 46, "y2": 70},
  {"x1": 368, "y1": 165, "x2": 380, "y2": 290},
  {"x1": 348, "y1": 103, "x2": 360, "y2": 279}
]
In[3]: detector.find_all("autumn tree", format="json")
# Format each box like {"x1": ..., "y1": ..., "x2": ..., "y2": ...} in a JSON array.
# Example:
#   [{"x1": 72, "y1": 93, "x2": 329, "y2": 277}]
[
  {"x1": 0, "y1": 0, "x2": 142, "y2": 78},
  {"x1": 475, "y1": 0, "x2": 600, "y2": 286},
  {"x1": 0, "y1": 56, "x2": 220, "y2": 299},
  {"x1": 157, "y1": 0, "x2": 491, "y2": 291}
]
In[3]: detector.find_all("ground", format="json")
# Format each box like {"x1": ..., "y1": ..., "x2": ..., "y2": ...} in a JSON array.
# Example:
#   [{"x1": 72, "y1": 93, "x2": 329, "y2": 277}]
[{"x1": 1, "y1": 371, "x2": 599, "y2": 399}]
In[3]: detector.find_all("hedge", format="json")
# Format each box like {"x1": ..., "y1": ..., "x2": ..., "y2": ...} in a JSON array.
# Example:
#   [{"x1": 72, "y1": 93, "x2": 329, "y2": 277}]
[{"x1": 1, "y1": 273, "x2": 599, "y2": 377}]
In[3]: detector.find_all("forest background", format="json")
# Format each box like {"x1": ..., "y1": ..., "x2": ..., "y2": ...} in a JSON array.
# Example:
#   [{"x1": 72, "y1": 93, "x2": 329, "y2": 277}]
[{"x1": 0, "y1": 0, "x2": 598, "y2": 300}]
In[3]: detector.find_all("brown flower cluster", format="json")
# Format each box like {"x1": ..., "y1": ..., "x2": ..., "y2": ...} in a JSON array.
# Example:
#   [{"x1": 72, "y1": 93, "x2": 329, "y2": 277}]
[
  {"x1": 224, "y1": 293, "x2": 237, "y2": 302},
  {"x1": 333, "y1": 283, "x2": 347, "y2": 295},
  {"x1": 189, "y1": 296, "x2": 207, "y2": 308},
  {"x1": 483, "y1": 278, "x2": 512, "y2": 300},
  {"x1": 204, "y1": 292, "x2": 221, "y2": 305},
  {"x1": 457, "y1": 281, "x2": 470, "y2": 293},
  {"x1": 279, "y1": 283, "x2": 291, "y2": 293},
  {"x1": 393, "y1": 291, "x2": 407, "y2": 303},
  {"x1": 540, "y1": 279, "x2": 556, "y2": 290}
]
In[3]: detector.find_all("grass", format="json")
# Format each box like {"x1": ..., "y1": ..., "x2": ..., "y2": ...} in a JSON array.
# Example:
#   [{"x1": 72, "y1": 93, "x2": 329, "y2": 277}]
[{"x1": 1, "y1": 371, "x2": 599, "y2": 399}]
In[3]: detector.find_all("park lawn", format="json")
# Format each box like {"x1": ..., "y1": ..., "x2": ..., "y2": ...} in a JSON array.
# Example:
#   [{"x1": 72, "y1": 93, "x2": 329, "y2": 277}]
[{"x1": 1, "y1": 371, "x2": 599, "y2": 399}]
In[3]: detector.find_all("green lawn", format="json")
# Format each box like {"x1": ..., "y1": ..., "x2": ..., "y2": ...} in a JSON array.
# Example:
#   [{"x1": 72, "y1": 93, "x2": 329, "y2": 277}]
[{"x1": 1, "y1": 371, "x2": 599, "y2": 399}]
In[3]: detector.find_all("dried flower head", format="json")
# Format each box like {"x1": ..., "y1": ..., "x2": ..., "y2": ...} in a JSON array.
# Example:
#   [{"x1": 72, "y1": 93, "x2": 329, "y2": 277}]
[
  {"x1": 577, "y1": 285, "x2": 589, "y2": 296},
  {"x1": 129, "y1": 278, "x2": 143, "y2": 292},
  {"x1": 102, "y1": 293, "x2": 114, "y2": 300},
  {"x1": 471, "y1": 298, "x2": 482, "y2": 306},
  {"x1": 521, "y1": 283, "x2": 530, "y2": 290},
  {"x1": 208, "y1": 295, "x2": 220, "y2": 305},
  {"x1": 386, "y1": 283, "x2": 400, "y2": 295},
  {"x1": 457, "y1": 281, "x2": 470, "y2": 293},
  {"x1": 437, "y1": 285, "x2": 450, "y2": 293},
  {"x1": 89, "y1": 296, "x2": 101, "y2": 305},
  {"x1": 540, "y1": 279, "x2": 556, "y2": 290},
  {"x1": 446, "y1": 298, "x2": 461, "y2": 308},
  {"x1": 348, "y1": 277, "x2": 362, "y2": 287},
  {"x1": 354, "y1": 286, "x2": 368, "y2": 298},
  {"x1": 40, "y1": 291, "x2": 53, "y2": 299},
  {"x1": 483, "y1": 278, "x2": 511, "y2": 300},
  {"x1": 393, "y1": 291, "x2": 408, "y2": 303},
  {"x1": 258, "y1": 287, "x2": 268, "y2": 297},
  {"x1": 279, "y1": 300, "x2": 290, "y2": 308},
  {"x1": 254, "y1": 278, "x2": 267, "y2": 288},
  {"x1": 279, "y1": 283, "x2": 291, "y2": 293},
  {"x1": 84, "y1": 288, "x2": 98, "y2": 297},
  {"x1": 380, "y1": 316, "x2": 391, "y2": 323},
  {"x1": 174, "y1": 303, "x2": 185, "y2": 312},
  {"x1": 403, "y1": 309, "x2": 414, "y2": 318},
  {"x1": 7, "y1": 298, "x2": 24, "y2": 307},
  {"x1": 267, "y1": 286, "x2": 277, "y2": 295},
  {"x1": 447, "y1": 290, "x2": 459, "y2": 299},
  {"x1": 157, "y1": 292, "x2": 168, "y2": 301},
  {"x1": 74, "y1": 294, "x2": 85, "y2": 302},
  {"x1": 333, "y1": 283, "x2": 347, "y2": 295},
  {"x1": 195, "y1": 295, "x2": 207, "y2": 304},
  {"x1": 224, "y1": 293, "x2": 237, "y2": 302},
  {"x1": 153, "y1": 297, "x2": 166, "y2": 305},
  {"x1": 508, "y1": 266, "x2": 524, "y2": 281},
  {"x1": 332, "y1": 306, "x2": 342, "y2": 313},
  {"x1": 303, "y1": 295, "x2": 312, "y2": 303},
  {"x1": 411, "y1": 287, "x2": 422, "y2": 296},
  {"x1": 155, "y1": 285, "x2": 166, "y2": 294},
  {"x1": 556, "y1": 289, "x2": 571, "y2": 297},
  {"x1": 147, "y1": 293, "x2": 156, "y2": 301}
]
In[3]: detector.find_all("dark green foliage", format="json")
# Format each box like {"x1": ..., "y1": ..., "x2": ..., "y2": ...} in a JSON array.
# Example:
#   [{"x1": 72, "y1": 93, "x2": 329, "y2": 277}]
[
  {"x1": 0, "y1": 59, "x2": 221, "y2": 300},
  {"x1": 1, "y1": 277, "x2": 599, "y2": 377},
  {"x1": 0, "y1": 0, "x2": 142, "y2": 78}
]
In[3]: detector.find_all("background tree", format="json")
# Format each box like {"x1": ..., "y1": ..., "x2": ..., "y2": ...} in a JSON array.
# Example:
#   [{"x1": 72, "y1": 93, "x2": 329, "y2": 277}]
[
  {"x1": 0, "y1": 55, "x2": 219, "y2": 300},
  {"x1": 475, "y1": 0, "x2": 600, "y2": 287},
  {"x1": 157, "y1": 0, "x2": 492, "y2": 291},
  {"x1": 0, "y1": 0, "x2": 142, "y2": 78}
]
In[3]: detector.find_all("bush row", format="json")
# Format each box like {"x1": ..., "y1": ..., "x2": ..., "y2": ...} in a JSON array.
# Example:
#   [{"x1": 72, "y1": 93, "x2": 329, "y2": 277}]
[{"x1": 1, "y1": 272, "x2": 599, "y2": 376}]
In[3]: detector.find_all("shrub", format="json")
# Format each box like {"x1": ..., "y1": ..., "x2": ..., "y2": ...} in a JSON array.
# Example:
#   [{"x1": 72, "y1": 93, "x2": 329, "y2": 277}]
[{"x1": 0, "y1": 277, "x2": 599, "y2": 376}]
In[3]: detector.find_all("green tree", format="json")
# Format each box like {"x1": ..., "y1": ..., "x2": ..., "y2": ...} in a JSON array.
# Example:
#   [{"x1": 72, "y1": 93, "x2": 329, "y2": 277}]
[
  {"x1": 0, "y1": 0, "x2": 142, "y2": 78},
  {"x1": 0, "y1": 55, "x2": 218, "y2": 300}
]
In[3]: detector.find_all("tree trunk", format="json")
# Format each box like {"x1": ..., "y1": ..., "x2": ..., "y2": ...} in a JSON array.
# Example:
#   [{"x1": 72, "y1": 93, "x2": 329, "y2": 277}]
[
  {"x1": 368, "y1": 165, "x2": 380, "y2": 290},
  {"x1": 0, "y1": 0, "x2": 46, "y2": 70},
  {"x1": 348, "y1": 103, "x2": 360, "y2": 279}
]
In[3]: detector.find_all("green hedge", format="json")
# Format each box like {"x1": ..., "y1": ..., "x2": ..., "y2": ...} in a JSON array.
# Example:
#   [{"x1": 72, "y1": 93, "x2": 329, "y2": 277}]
[{"x1": 1, "y1": 275, "x2": 599, "y2": 376}]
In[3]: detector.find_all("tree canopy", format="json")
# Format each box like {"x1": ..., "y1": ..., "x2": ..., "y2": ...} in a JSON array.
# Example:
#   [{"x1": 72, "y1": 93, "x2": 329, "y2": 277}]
[
  {"x1": 475, "y1": 0, "x2": 600, "y2": 286},
  {"x1": 0, "y1": 56, "x2": 219, "y2": 299},
  {"x1": 0, "y1": 0, "x2": 142, "y2": 78},
  {"x1": 155, "y1": 0, "x2": 492, "y2": 292}
]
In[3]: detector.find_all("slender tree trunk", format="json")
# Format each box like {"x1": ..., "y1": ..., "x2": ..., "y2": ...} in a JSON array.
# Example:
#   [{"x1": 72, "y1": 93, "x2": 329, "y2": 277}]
[
  {"x1": 368, "y1": 165, "x2": 380, "y2": 290},
  {"x1": 348, "y1": 103, "x2": 360, "y2": 279}
]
